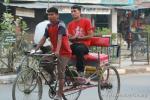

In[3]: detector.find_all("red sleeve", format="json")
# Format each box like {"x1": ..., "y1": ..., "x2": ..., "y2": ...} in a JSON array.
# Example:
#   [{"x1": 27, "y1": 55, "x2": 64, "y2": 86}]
[
  {"x1": 85, "y1": 19, "x2": 93, "y2": 34},
  {"x1": 67, "y1": 22, "x2": 75, "y2": 37}
]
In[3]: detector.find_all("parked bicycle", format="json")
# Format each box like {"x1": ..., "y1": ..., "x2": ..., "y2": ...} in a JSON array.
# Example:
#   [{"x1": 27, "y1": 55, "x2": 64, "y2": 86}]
[{"x1": 12, "y1": 50, "x2": 120, "y2": 100}]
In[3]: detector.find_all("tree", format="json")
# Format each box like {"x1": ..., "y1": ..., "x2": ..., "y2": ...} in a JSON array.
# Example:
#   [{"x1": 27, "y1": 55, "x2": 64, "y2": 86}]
[{"x1": 0, "y1": 12, "x2": 28, "y2": 72}]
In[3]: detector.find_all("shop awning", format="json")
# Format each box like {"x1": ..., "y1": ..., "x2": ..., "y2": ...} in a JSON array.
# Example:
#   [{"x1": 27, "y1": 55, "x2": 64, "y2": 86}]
[
  {"x1": 3, "y1": 2, "x2": 111, "y2": 14},
  {"x1": 115, "y1": 5, "x2": 150, "y2": 10},
  {"x1": 3, "y1": 2, "x2": 69, "y2": 9}
]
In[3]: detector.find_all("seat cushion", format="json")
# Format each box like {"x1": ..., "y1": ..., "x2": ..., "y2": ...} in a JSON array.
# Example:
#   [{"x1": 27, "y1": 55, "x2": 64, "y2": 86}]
[
  {"x1": 84, "y1": 53, "x2": 108, "y2": 63},
  {"x1": 71, "y1": 52, "x2": 108, "y2": 63}
]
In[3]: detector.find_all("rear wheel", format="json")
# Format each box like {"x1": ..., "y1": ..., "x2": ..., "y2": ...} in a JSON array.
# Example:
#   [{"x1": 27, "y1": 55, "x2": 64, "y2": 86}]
[
  {"x1": 98, "y1": 66, "x2": 120, "y2": 100},
  {"x1": 12, "y1": 68, "x2": 43, "y2": 100}
]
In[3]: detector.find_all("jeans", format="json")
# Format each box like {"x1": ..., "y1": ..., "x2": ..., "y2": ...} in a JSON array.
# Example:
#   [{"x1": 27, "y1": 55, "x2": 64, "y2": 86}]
[{"x1": 71, "y1": 43, "x2": 89, "y2": 72}]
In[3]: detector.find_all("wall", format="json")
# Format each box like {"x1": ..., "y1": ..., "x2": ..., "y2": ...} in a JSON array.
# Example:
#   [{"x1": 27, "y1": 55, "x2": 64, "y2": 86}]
[{"x1": 111, "y1": 9, "x2": 118, "y2": 33}]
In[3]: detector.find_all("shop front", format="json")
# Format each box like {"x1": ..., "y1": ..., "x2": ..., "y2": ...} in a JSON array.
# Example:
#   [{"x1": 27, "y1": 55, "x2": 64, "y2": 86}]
[{"x1": 3, "y1": 1, "x2": 112, "y2": 33}]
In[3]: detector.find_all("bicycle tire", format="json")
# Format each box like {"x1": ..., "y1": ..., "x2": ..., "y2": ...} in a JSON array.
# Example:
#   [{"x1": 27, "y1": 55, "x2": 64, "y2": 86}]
[
  {"x1": 12, "y1": 68, "x2": 43, "y2": 100},
  {"x1": 62, "y1": 69, "x2": 82, "y2": 100},
  {"x1": 62, "y1": 80, "x2": 82, "y2": 100},
  {"x1": 98, "y1": 66, "x2": 120, "y2": 100}
]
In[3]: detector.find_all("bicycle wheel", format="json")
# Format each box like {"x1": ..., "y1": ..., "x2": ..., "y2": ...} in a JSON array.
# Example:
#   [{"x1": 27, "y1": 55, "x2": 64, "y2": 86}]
[
  {"x1": 12, "y1": 40, "x2": 31, "y2": 71},
  {"x1": 12, "y1": 68, "x2": 43, "y2": 100},
  {"x1": 62, "y1": 69, "x2": 82, "y2": 100},
  {"x1": 98, "y1": 66, "x2": 120, "y2": 100}
]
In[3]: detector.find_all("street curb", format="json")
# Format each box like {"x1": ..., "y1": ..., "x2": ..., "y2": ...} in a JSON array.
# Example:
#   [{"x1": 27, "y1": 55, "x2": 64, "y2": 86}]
[
  {"x1": 117, "y1": 66, "x2": 150, "y2": 75},
  {"x1": 0, "y1": 66, "x2": 150, "y2": 84},
  {"x1": 0, "y1": 75, "x2": 16, "y2": 84}
]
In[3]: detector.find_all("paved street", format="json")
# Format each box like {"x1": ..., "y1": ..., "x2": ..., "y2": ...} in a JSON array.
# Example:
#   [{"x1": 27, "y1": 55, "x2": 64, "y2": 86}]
[{"x1": 0, "y1": 73, "x2": 150, "y2": 100}]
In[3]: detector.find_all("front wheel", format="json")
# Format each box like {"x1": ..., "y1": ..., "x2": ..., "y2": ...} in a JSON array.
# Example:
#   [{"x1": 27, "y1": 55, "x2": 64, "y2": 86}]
[
  {"x1": 12, "y1": 68, "x2": 43, "y2": 100},
  {"x1": 62, "y1": 68, "x2": 83, "y2": 100},
  {"x1": 98, "y1": 66, "x2": 120, "y2": 100}
]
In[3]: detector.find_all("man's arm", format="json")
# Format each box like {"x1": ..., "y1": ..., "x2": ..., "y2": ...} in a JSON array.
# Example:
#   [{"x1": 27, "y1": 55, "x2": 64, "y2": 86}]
[
  {"x1": 55, "y1": 34, "x2": 62, "y2": 55},
  {"x1": 77, "y1": 30, "x2": 93, "y2": 40},
  {"x1": 69, "y1": 30, "x2": 93, "y2": 41},
  {"x1": 35, "y1": 36, "x2": 46, "y2": 51}
]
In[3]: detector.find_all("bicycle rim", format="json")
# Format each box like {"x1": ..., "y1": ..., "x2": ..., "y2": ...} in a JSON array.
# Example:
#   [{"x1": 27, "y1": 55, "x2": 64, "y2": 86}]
[
  {"x1": 12, "y1": 68, "x2": 43, "y2": 100},
  {"x1": 62, "y1": 78, "x2": 82, "y2": 100},
  {"x1": 98, "y1": 66, "x2": 120, "y2": 100}
]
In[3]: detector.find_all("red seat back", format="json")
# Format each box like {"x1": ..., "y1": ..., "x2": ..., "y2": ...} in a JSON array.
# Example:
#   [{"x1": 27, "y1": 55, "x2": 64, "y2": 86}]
[{"x1": 90, "y1": 37, "x2": 110, "y2": 47}]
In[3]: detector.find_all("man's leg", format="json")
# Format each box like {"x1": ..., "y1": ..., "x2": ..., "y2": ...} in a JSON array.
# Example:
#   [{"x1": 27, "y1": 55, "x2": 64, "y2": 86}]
[
  {"x1": 71, "y1": 43, "x2": 89, "y2": 73},
  {"x1": 55, "y1": 56, "x2": 69, "y2": 99},
  {"x1": 41, "y1": 56, "x2": 56, "y2": 84},
  {"x1": 127, "y1": 40, "x2": 130, "y2": 50}
]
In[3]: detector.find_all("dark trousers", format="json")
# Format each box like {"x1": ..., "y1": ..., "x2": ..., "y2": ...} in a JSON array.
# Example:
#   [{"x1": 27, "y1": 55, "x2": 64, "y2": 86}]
[{"x1": 71, "y1": 43, "x2": 89, "y2": 72}]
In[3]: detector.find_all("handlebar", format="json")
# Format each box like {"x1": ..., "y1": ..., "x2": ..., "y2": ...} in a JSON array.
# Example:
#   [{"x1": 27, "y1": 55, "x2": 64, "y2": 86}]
[{"x1": 24, "y1": 51, "x2": 56, "y2": 57}]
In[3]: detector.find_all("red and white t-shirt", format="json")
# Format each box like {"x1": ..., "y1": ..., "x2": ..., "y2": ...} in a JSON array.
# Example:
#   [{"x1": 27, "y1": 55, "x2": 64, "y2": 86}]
[{"x1": 67, "y1": 18, "x2": 93, "y2": 46}]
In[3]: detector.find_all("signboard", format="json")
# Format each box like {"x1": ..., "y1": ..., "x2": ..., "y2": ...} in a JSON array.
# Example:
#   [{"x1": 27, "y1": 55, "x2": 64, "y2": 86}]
[
  {"x1": 101, "y1": 0, "x2": 134, "y2": 5},
  {"x1": 4, "y1": 35, "x2": 16, "y2": 43},
  {"x1": 143, "y1": 0, "x2": 150, "y2": 2},
  {"x1": 16, "y1": 8, "x2": 35, "y2": 18},
  {"x1": 11, "y1": 0, "x2": 37, "y2": 1},
  {"x1": 39, "y1": 0, "x2": 69, "y2": 1},
  {"x1": 56, "y1": 6, "x2": 110, "y2": 14},
  {"x1": 69, "y1": 0, "x2": 101, "y2": 4},
  {"x1": 134, "y1": 0, "x2": 143, "y2": 5}
]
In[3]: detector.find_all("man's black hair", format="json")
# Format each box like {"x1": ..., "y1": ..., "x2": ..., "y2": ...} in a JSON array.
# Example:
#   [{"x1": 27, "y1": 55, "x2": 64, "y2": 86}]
[
  {"x1": 71, "y1": 5, "x2": 82, "y2": 11},
  {"x1": 47, "y1": 7, "x2": 58, "y2": 14}
]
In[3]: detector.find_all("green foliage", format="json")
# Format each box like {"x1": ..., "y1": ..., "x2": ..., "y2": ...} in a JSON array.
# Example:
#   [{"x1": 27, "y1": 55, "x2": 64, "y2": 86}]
[
  {"x1": 94, "y1": 27, "x2": 117, "y2": 42},
  {"x1": 0, "y1": 13, "x2": 15, "y2": 36},
  {"x1": 14, "y1": 17, "x2": 29, "y2": 35},
  {"x1": 0, "y1": 12, "x2": 28, "y2": 47},
  {"x1": 4, "y1": 0, "x2": 10, "y2": 3},
  {"x1": 111, "y1": 33, "x2": 117, "y2": 41},
  {"x1": 95, "y1": 27, "x2": 111, "y2": 36},
  {"x1": 144, "y1": 25, "x2": 150, "y2": 33},
  {"x1": 0, "y1": 12, "x2": 28, "y2": 36}
]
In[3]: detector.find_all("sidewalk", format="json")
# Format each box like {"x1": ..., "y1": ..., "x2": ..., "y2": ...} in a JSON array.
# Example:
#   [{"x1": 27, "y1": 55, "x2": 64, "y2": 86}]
[
  {"x1": 117, "y1": 44, "x2": 150, "y2": 74},
  {"x1": 117, "y1": 58, "x2": 150, "y2": 74}
]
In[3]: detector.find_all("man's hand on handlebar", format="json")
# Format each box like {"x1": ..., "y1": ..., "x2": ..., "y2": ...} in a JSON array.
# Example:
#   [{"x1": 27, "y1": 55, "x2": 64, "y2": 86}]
[{"x1": 30, "y1": 49, "x2": 42, "y2": 54}]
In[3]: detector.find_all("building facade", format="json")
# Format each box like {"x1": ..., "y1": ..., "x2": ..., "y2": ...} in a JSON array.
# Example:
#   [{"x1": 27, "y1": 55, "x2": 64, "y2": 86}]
[{"x1": 2, "y1": 0, "x2": 137, "y2": 34}]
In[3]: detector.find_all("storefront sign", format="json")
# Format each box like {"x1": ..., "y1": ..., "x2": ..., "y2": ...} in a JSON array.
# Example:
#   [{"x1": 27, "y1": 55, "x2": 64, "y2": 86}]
[
  {"x1": 4, "y1": 35, "x2": 16, "y2": 43},
  {"x1": 12, "y1": 0, "x2": 37, "y2": 1},
  {"x1": 82, "y1": 8, "x2": 110, "y2": 14},
  {"x1": 56, "y1": 6, "x2": 110, "y2": 14},
  {"x1": 101, "y1": 0, "x2": 134, "y2": 5},
  {"x1": 143, "y1": 0, "x2": 150, "y2": 2},
  {"x1": 16, "y1": 8, "x2": 35, "y2": 18},
  {"x1": 69, "y1": 0, "x2": 101, "y2": 3}
]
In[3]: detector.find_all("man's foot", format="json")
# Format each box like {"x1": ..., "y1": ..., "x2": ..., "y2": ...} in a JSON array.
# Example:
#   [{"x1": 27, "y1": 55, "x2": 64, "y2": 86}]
[
  {"x1": 78, "y1": 72, "x2": 85, "y2": 77},
  {"x1": 54, "y1": 95, "x2": 63, "y2": 100},
  {"x1": 76, "y1": 77, "x2": 91, "y2": 85}
]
